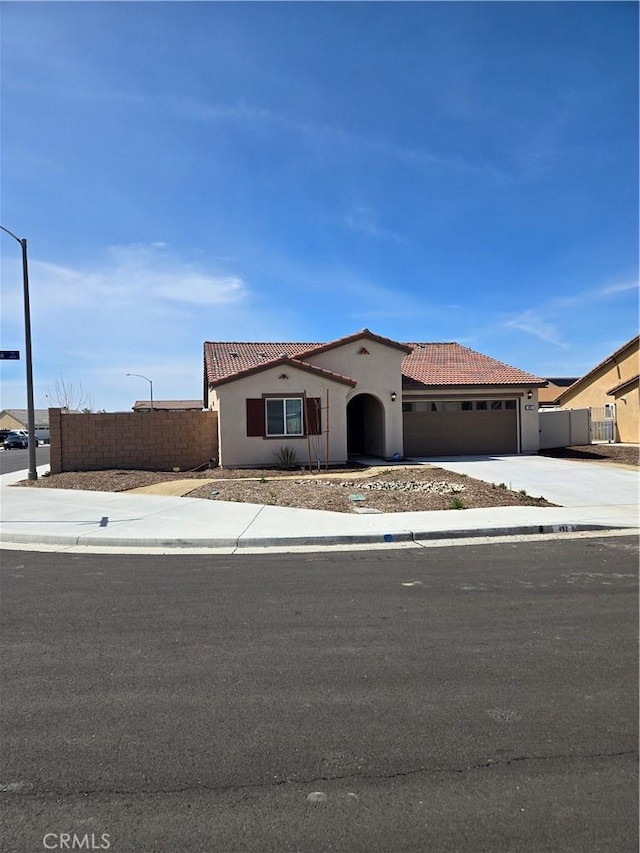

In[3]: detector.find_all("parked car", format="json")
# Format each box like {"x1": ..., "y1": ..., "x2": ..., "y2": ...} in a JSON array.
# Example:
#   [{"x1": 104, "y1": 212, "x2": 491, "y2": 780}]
[{"x1": 3, "y1": 431, "x2": 38, "y2": 449}]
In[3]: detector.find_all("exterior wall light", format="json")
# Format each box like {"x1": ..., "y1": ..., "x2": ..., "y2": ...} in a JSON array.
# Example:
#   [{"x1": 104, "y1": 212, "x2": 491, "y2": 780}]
[
  {"x1": 390, "y1": 392, "x2": 397, "y2": 402},
  {"x1": 527, "y1": 390, "x2": 533, "y2": 400}
]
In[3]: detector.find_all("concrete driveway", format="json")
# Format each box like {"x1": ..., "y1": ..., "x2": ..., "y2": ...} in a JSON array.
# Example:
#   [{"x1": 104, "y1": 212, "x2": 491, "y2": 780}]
[{"x1": 412, "y1": 454, "x2": 639, "y2": 508}]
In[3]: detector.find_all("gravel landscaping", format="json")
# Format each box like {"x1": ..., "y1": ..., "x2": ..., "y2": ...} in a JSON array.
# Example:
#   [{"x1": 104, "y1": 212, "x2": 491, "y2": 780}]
[
  {"x1": 16, "y1": 445, "x2": 634, "y2": 513},
  {"x1": 17, "y1": 463, "x2": 555, "y2": 514}
]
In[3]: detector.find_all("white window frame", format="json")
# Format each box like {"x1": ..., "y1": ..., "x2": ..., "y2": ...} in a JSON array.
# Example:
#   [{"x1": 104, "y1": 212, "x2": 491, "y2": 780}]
[{"x1": 265, "y1": 397, "x2": 304, "y2": 437}]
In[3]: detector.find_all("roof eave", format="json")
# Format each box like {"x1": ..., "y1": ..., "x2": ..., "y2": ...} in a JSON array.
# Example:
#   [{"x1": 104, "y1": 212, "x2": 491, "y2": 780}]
[{"x1": 209, "y1": 356, "x2": 357, "y2": 389}]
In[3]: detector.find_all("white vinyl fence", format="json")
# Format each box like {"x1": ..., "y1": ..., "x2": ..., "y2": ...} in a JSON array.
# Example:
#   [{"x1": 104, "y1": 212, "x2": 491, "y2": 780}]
[
  {"x1": 589, "y1": 405, "x2": 616, "y2": 442},
  {"x1": 538, "y1": 408, "x2": 590, "y2": 449}
]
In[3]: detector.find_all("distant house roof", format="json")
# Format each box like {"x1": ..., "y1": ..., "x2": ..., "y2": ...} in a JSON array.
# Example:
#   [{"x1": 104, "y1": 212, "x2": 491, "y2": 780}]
[
  {"x1": 538, "y1": 377, "x2": 580, "y2": 405},
  {"x1": 545, "y1": 377, "x2": 579, "y2": 387},
  {"x1": 0, "y1": 408, "x2": 51, "y2": 428},
  {"x1": 132, "y1": 400, "x2": 203, "y2": 411},
  {"x1": 556, "y1": 335, "x2": 640, "y2": 405},
  {"x1": 204, "y1": 333, "x2": 545, "y2": 390}
]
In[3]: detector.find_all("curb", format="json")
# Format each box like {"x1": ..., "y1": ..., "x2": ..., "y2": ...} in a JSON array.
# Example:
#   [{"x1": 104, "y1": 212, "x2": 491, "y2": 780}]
[{"x1": 1, "y1": 521, "x2": 633, "y2": 551}]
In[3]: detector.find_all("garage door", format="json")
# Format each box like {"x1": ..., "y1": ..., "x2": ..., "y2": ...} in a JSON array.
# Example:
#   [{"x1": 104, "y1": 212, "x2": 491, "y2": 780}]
[{"x1": 403, "y1": 399, "x2": 518, "y2": 457}]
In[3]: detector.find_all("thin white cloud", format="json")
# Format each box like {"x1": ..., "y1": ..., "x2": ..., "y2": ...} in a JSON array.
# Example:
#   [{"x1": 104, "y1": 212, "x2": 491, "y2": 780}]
[
  {"x1": 504, "y1": 310, "x2": 568, "y2": 348},
  {"x1": 344, "y1": 207, "x2": 406, "y2": 243},
  {"x1": 553, "y1": 279, "x2": 639, "y2": 309},
  {"x1": 599, "y1": 281, "x2": 639, "y2": 297},
  {"x1": 502, "y1": 277, "x2": 638, "y2": 348}
]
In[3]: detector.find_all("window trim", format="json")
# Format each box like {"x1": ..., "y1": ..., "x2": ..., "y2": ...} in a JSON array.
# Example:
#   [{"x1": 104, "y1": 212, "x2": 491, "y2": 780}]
[{"x1": 265, "y1": 397, "x2": 304, "y2": 437}]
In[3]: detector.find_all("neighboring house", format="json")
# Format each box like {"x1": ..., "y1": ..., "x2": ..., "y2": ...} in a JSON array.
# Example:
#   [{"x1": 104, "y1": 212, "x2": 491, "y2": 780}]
[
  {"x1": 554, "y1": 335, "x2": 640, "y2": 443},
  {"x1": 203, "y1": 329, "x2": 545, "y2": 467},
  {"x1": 0, "y1": 408, "x2": 52, "y2": 442},
  {"x1": 538, "y1": 378, "x2": 579, "y2": 408},
  {"x1": 132, "y1": 399, "x2": 203, "y2": 412}
]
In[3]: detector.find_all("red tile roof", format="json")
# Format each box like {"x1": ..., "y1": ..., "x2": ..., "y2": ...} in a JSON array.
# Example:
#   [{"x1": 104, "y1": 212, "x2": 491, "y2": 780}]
[
  {"x1": 209, "y1": 355, "x2": 357, "y2": 389},
  {"x1": 205, "y1": 342, "x2": 320, "y2": 385},
  {"x1": 402, "y1": 343, "x2": 546, "y2": 388},
  {"x1": 204, "y1": 335, "x2": 545, "y2": 389}
]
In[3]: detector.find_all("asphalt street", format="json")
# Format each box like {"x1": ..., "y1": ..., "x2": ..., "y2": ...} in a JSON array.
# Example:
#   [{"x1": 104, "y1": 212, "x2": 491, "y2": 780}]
[
  {"x1": 0, "y1": 445, "x2": 50, "y2": 475},
  {"x1": 1, "y1": 537, "x2": 638, "y2": 852}
]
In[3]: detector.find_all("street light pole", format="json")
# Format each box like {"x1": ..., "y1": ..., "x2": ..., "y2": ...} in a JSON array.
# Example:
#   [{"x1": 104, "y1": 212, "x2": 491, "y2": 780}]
[
  {"x1": 125, "y1": 373, "x2": 154, "y2": 411},
  {"x1": 1, "y1": 225, "x2": 37, "y2": 480}
]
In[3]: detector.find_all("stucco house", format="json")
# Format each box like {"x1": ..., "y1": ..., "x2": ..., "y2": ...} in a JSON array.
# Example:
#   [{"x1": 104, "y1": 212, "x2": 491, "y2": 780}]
[
  {"x1": 203, "y1": 329, "x2": 545, "y2": 468},
  {"x1": 554, "y1": 335, "x2": 639, "y2": 443}
]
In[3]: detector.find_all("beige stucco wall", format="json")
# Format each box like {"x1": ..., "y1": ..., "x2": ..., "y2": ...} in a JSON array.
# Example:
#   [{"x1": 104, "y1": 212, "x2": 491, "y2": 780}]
[
  {"x1": 402, "y1": 386, "x2": 540, "y2": 453},
  {"x1": 211, "y1": 366, "x2": 351, "y2": 468},
  {"x1": 559, "y1": 341, "x2": 639, "y2": 410},
  {"x1": 0, "y1": 412, "x2": 23, "y2": 430},
  {"x1": 307, "y1": 339, "x2": 406, "y2": 458},
  {"x1": 610, "y1": 384, "x2": 640, "y2": 443}
]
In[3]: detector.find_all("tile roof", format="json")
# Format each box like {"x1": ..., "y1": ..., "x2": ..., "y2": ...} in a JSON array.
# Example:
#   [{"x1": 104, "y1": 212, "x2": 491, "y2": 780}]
[
  {"x1": 401, "y1": 343, "x2": 545, "y2": 388},
  {"x1": 208, "y1": 353, "x2": 357, "y2": 389},
  {"x1": 204, "y1": 341, "x2": 319, "y2": 385},
  {"x1": 205, "y1": 337, "x2": 544, "y2": 389}
]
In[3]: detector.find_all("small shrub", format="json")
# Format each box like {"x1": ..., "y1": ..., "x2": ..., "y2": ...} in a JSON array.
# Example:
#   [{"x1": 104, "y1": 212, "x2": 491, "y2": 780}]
[
  {"x1": 519, "y1": 488, "x2": 527, "y2": 497},
  {"x1": 497, "y1": 482, "x2": 507, "y2": 489},
  {"x1": 259, "y1": 476, "x2": 267, "y2": 483},
  {"x1": 274, "y1": 446, "x2": 298, "y2": 469},
  {"x1": 449, "y1": 496, "x2": 466, "y2": 510}
]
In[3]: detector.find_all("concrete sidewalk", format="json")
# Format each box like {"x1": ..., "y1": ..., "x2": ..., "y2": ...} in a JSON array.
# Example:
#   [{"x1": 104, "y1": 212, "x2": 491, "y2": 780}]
[{"x1": 0, "y1": 459, "x2": 637, "y2": 553}]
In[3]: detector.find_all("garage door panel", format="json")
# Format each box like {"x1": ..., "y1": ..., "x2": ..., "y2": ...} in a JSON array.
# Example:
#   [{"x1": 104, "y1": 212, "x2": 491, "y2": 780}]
[{"x1": 403, "y1": 407, "x2": 517, "y2": 456}]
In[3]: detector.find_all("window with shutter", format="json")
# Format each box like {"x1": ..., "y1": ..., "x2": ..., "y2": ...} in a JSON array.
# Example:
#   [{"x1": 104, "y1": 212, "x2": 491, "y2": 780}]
[
  {"x1": 246, "y1": 396, "x2": 322, "y2": 437},
  {"x1": 246, "y1": 399, "x2": 265, "y2": 436},
  {"x1": 305, "y1": 397, "x2": 322, "y2": 435}
]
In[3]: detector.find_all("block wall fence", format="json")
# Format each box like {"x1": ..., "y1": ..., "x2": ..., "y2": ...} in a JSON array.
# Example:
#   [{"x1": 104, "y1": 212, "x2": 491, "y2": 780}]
[{"x1": 49, "y1": 408, "x2": 218, "y2": 473}]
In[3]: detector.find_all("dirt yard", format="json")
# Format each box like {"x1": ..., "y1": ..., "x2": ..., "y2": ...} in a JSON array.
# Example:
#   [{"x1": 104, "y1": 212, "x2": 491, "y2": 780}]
[
  {"x1": 17, "y1": 463, "x2": 555, "y2": 514},
  {"x1": 538, "y1": 444, "x2": 639, "y2": 467}
]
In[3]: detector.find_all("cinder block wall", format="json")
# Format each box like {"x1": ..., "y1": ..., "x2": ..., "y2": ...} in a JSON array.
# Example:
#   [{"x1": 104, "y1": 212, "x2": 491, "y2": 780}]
[{"x1": 49, "y1": 408, "x2": 218, "y2": 473}]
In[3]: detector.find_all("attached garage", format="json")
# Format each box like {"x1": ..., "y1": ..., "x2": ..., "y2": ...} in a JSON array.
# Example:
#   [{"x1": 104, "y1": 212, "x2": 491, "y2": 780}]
[{"x1": 403, "y1": 398, "x2": 518, "y2": 457}]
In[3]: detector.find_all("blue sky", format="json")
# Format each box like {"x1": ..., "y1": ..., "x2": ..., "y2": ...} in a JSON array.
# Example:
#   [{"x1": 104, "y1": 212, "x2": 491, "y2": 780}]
[{"x1": 1, "y1": 1, "x2": 638, "y2": 411}]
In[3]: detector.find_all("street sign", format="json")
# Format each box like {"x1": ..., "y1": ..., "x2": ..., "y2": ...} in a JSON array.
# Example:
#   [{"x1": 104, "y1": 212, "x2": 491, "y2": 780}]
[{"x1": 0, "y1": 351, "x2": 20, "y2": 360}]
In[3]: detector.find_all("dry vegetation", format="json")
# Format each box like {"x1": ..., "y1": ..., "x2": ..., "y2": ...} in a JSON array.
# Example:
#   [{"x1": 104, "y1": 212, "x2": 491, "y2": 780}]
[
  {"x1": 17, "y1": 444, "x2": 635, "y2": 514},
  {"x1": 18, "y1": 463, "x2": 555, "y2": 514}
]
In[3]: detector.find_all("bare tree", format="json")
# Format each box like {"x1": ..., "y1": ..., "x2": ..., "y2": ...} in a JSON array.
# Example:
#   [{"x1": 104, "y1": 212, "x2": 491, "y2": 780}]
[{"x1": 46, "y1": 377, "x2": 93, "y2": 412}]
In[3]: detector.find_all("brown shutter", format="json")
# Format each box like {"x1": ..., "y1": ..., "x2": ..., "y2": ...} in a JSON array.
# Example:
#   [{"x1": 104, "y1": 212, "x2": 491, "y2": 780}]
[
  {"x1": 246, "y1": 399, "x2": 265, "y2": 436},
  {"x1": 306, "y1": 397, "x2": 322, "y2": 435}
]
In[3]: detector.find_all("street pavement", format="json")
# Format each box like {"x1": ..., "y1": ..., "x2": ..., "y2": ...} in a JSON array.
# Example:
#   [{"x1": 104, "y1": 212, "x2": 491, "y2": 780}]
[
  {"x1": 1, "y1": 540, "x2": 638, "y2": 852},
  {"x1": 0, "y1": 454, "x2": 637, "y2": 553},
  {"x1": 0, "y1": 444, "x2": 50, "y2": 475}
]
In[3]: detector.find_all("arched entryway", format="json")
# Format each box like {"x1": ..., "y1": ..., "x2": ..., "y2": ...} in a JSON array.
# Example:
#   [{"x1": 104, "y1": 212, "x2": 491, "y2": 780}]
[{"x1": 347, "y1": 393, "x2": 385, "y2": 457}]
